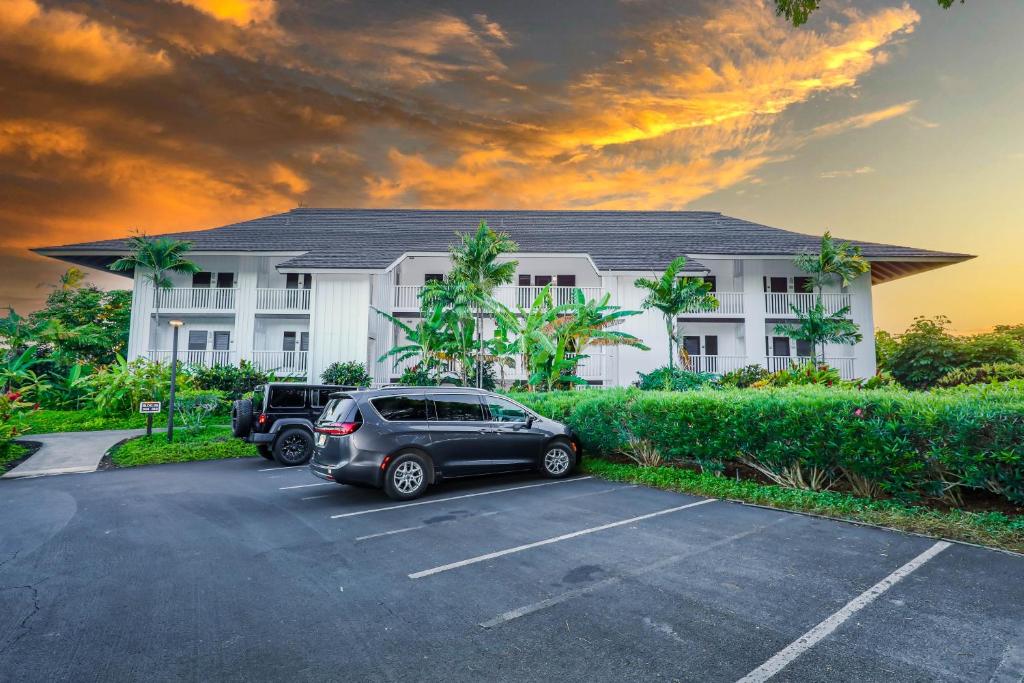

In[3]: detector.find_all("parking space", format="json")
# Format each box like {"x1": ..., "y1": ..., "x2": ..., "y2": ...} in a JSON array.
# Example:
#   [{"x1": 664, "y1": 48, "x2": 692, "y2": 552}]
[{"x1": 1, "y1": 457, "x2": 1022, "y2": 682}]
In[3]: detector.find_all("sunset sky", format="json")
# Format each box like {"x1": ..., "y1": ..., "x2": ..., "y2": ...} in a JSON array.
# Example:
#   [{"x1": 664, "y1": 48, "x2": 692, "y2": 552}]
[{"x1": 1, "y1": 0, "x2": 1020, "y2": 333}]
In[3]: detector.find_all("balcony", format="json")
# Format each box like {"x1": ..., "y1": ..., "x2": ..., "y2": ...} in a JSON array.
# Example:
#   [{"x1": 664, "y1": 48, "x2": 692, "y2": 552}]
[
  {"x1": 385, "y1": 351, "x2": 606, "y2": 383},
  {"x1": 393, "y1": 285, "x2": 604, "y2": 311},
  {"x1": 157, "y1": 287, "x2": 235, "y2": 312},
  {"x1": 681, "y1": 292, "x2": 744, "y2": 316},
  {"x1": 767, "y1": 355, "x2": 855, "y2": 379},
  {"x1": 250, "y1": 350, "x2": 308, "y2": 376},
  {"x1": 146, "y1": 349, "x2": 235, "y2": 367},
  {"x1": 765, "y1": 292, "x2": 851, "y2": 317},
  {"x1": 256, "y1": 288, "x2": 311, "y2": 313},
  {"x1": 682, "y1": 355, "x2": 748, "y2": 374}
]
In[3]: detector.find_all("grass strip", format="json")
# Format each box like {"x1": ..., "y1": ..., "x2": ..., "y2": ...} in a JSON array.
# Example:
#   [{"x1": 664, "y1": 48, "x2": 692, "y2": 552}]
[
  {"x1": 111, "y1": 426, "x2": 256, "y2": 467},
  {"x1": 0, "y1": 442, "x2": 30, "y2": 474},
  {"x1": 582, "y1": 458, "x2": 1024, "y2": 554},
  {"x1": 23, "y1": 409, "x2": 231, "y2": 435}
]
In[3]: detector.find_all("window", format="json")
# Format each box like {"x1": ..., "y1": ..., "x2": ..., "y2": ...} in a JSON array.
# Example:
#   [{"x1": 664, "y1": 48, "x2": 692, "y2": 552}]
[
  {"x1": 300, "y1": 332, "x2": 309, "y2": 352},
  {"x1": 796, "y1": 339, "x2": 814, "y2": 357},
  {"x1": 192, "y1": 272, "x2": 212, "y2": 288},
  {"x1": 319, "y1": 397, "x2": 359, "y2": 424},
  {"x1": 556, "y1": 274, "x2": 576, "y2": 287},
  {"x1": 424, "y1": 273, "x2": 443, "y2": 283},
  {"x1": 187, "y1": 330, "x2": 208, "y2": 350},
  {"x1": 269, "y1": 386, "x2": 306, "y2": 408},
  {"x1": 534, "y1": 275, "x2": 553, "y2": 286},
  {"x1": 794, "y1": 276, "x2": 813, "y2": 294},
  {"x1": 518, "y1": 274, "x2": 531, "y2": 287},
  {"x1": 682, "y1": 336, "x2": 701, "y2": 356},
  {"x1": 702, "y1": 276, "x2": 717, "y2": 292},
  {"x1": 283, "y1": 331, "x2": 296, "y2": 352},
  {"x1": 286, "y1": 273, "x2": 312, "y2": 289},
  {"x1": 216, "y1": 273, "x2": 234, "y2": 288},
  {"x1": 484, "y1": 396, "x2": 529, "y2": 423},
  {"x1": 283, "y1": 331, "x2": 308, "y2": 352},
  {"x1": 704, "y1": 335, "x2": 719, "y2": 356},
  {"x1": 314, "y1": 389, "x2": 335, "y2": 407},
  {"x1": 212, "y1": 331, "x2": 230, "y2": 351},
  {"x1": 373, "y1": 396, "x2": 428, "y2": 421},
  {"x1": 430, "y1": 394, "x2": 484, "y2": 421},
  {"x1": 764, "y1": 277, "x2": 788, "y2": 293},
  {"x1": 772, "y1": 337, "x2": 791, "y2": 357}
]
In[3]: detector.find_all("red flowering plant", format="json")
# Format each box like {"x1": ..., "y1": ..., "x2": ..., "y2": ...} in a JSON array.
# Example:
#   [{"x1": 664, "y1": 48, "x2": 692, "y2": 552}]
[{"x1": 0, "y1": 390, "x2": 34, "y2": 453}]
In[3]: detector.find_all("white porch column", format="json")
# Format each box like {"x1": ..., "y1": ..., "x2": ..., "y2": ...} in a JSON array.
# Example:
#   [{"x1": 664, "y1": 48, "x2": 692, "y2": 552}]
[
  {"x1": 849, "y1": 271, "x2": 876, "y2": 379},
  {"x1": 740, "y1": 259, "x2": 767, "y2": 368},
  {"x1": 233, "y1": 256, "x2": 259, "y2": 365},
  {"x1": 306, "y1": 274, "x2": 371, "y2": 383},
  {"x1": 127, "y1": 272, "x2": 154, "y2": 361},
  {"x1": 600, "y1": 275, "x2": 618, "y2": 386}
]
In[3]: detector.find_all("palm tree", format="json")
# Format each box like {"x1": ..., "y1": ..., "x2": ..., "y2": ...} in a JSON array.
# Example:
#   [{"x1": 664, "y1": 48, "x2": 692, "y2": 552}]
[
  {"x1": 443, "y1": 221, "x2": 519, "y2": 387},
  {"x1": 634, "y1": 256, "x2": 718, "y2": 369},
  {"x1": 109, "y1": 235, "x2": 200, "y2": 331},
  {"x1": 780, "y1": 232, "x2": 870, "y2": 363}
]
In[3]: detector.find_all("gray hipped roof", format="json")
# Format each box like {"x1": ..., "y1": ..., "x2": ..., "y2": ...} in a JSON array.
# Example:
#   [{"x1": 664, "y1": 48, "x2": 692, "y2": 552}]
[{"x1": 35, "y1": 208, "x2": 973, "y2": 283}]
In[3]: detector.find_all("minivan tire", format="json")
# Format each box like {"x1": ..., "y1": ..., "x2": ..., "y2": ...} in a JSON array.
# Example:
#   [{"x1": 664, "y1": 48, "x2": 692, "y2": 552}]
[
  {"x1": 540, "y1": 439, "x2": 575, "y2": 478},
  {"x1": 231, "y1": 399, "x2": 253, "y2": 438},
  {"x1": 273, "y1": 428, "x2": 314, "y2": 466},
  {"x1": 383, "y1": 452, "x2": 430, "y2": 501}
]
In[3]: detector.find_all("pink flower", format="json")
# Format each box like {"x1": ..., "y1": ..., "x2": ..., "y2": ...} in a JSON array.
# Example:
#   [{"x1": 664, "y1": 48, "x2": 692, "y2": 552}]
[{"x1": 854, "y1": 408, "x2": 864, "y2": 417}]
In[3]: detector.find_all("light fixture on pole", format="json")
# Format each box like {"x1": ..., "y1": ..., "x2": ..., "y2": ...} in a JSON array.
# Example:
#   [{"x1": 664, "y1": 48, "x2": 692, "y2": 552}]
[{"x1": 167, "y1": 319, "x2": 184, "y2": 443}]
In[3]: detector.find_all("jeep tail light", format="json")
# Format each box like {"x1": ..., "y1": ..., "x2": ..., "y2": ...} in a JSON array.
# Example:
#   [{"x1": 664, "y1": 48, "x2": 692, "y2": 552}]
[
  {"x1": 316, "y1": 422, "x2": 360, "y2": 436},
  {"x1": 257, "y1": 414, "x2": 267, "y2": 426}
]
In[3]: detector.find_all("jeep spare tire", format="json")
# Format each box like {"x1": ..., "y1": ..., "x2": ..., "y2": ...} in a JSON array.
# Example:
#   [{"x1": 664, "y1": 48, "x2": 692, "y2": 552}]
[{"x1": 231, "y1": 399, "x2": 253, "y2": 437}]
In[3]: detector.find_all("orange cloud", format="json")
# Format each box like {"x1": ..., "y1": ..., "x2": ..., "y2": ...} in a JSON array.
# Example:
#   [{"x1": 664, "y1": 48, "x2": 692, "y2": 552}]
[
  {"x1": 173, "y1": 0, "x2": 277, "y2": 26},
  {"x1": 0, "y1": 0, "x2": 171, "y2": 83}
]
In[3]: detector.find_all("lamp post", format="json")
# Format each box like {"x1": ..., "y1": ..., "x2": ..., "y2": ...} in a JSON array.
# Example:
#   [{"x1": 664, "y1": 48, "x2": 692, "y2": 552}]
[{"x1": 167, "y1": 319, "x2": 184, "y2": 443}]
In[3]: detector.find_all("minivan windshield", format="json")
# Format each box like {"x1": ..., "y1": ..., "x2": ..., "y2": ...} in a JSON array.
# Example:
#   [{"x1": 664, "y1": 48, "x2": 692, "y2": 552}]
[{"x1": 319, "y1": 397, "x2": 359, "y2": 424}]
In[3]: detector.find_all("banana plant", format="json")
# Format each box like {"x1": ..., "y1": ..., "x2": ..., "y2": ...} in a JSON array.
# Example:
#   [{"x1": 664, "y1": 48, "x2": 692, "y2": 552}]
[{"x1": 0, "y1": 348, "x2": 41, "y2": 392}]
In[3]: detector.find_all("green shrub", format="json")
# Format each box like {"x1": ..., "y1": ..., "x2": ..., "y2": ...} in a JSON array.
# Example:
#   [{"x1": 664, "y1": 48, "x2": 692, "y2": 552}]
[
  {"x1": 936, "y1": 363, "x2": 1024, "y2": 388},
  {"x1": 755, "y1": 362, "x2": 842, "y2": 387},
  {"x1": 173, "y1": 389, "x2": 227, "y2": 432},
  {"x1": 0, "y1": 390, "x2": 32, "y2": 450},
  {"x1": 320, "y1": 361, "x2": 372, "y2": 386},
  {"x1": 636, "y1": 366, "x2": 719, "y2": 391},
  {"x1": 188, "y1": 361, "x2": 272, "y2": 400},
  {"x1": 515, "y1": 386, "x2": 1024, "y2": 506},
  {"x1": 87, "y1": 356, "x2": 193, "y2": 415},
  {"x1": 720, "y1": 364, "x2": 770, "y2": 388}
]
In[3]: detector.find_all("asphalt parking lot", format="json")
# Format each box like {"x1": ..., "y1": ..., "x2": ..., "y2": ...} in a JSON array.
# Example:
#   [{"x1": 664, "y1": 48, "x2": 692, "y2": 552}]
[{"x1": 1, "y1": 458, "x2": 1022, "y2": 682}]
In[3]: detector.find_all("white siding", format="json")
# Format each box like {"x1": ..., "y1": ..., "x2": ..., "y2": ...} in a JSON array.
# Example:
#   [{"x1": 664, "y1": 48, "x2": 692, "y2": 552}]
[{"x1": 306, "y1": 274, "x2": 371, "y2": 382}]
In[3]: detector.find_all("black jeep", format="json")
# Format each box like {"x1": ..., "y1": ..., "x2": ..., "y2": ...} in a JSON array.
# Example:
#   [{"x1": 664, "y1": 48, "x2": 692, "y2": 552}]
[{"x1": 231, "y1": 383, "x2": 359, "y2": 466}]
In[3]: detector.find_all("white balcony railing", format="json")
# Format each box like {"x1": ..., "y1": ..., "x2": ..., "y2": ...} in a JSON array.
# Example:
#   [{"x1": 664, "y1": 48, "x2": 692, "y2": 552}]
[
  {"x1": 393, "y1": 285, "x2": 603, "y2": 310},
  {"x1": 681, "y1": 291, "x2": 744, "y2": 316},
  {"x1": 255, "y1": 288, "x2": 311, "y2": 312},
  {"x1": 146, "y1": 349, "x2": 235, "y2": 367},
  {"x1": 765, "y1": 292, "x2": 851, "y2": 317},
  {"x1": 682, "y1": 355, "x2": 748, "y2": 375},
  {"x1": 386, "y1": 352, "x2": 605, "y2": 383},
  {"x1": 250, "y1": 350, "x2": 308, "y2": 376},
  {"x1": 156, "y1": 287, "x2": 235, "y2": 311},
  {"x1": 766, "y1": 355, "x2": 856, "y2": 380}
]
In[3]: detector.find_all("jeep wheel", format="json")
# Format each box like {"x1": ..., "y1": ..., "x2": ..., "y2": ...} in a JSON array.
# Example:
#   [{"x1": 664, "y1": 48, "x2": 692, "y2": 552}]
[
  {"x1": 231, "y1": 399, "x2": 253, "y2": 438},
  {"x1": 273, "y1": 428, "x2": 313, "y2": 466}
]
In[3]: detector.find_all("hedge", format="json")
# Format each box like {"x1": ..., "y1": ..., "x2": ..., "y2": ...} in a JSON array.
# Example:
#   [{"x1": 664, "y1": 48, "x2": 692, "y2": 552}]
[{"x1": 510, "y1": 387, "x2": 1024, "y2": 506}]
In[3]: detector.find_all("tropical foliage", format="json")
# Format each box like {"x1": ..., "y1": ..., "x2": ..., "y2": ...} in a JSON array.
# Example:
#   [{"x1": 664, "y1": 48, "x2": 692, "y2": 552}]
[
  {"x1": 634, "y1": 256, "x2": 718, "y2": 369},
  {"x1": 320, "y1": 361, "x2": 373, "y2": 386},
  {"x1": 109, "y1": 234, "x2": 199, "y2": 328}
]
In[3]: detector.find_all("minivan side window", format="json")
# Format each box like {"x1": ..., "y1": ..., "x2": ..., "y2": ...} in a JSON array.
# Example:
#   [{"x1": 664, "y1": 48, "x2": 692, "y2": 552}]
[
  {"x1": 484, "y1": 396, "x2": 529, "y2": 423},
  {"x1": 429, "y1": 394, "x2": 484, "y2": 421},
  {"x1": 269, "y1": 387, "x2": 306, "y2": 408},
  {"x1": 373, "y1": 396, "x2": 428, "y2": 421}
]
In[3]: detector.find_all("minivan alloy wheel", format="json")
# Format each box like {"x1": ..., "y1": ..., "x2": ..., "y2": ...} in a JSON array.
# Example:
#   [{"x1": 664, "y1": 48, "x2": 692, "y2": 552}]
[
  {"x1": 544, "y1": 447, "x2": 571, "y2": 476},
  {"x1": 393, "y1": 461, "x2": 424, "y2": 494}
]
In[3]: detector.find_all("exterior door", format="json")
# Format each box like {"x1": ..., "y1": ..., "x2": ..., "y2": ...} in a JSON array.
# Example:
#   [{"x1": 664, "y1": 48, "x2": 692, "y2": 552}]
[
  {"x1": 481, "y1": 395, "x2": 544, "y2": 469},
  {"x1": 427, "y1": 393, "x2": 490, "y2": 476},
  {"x1": 703, "y1": 335, "x2": 719, "y2": 373}
]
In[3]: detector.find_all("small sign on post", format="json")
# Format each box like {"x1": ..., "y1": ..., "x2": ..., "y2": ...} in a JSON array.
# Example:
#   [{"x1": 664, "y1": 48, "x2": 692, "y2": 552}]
[{"x1": 140, "y1": 401, "x2": 161, "y2": 437}]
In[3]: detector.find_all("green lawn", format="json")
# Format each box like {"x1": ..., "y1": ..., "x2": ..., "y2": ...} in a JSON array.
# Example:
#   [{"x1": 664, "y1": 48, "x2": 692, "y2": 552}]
[
  {"x1": 582, "y1": 459, "x2": 1024, "y2": 554},
  {"x1": 22, "y1": 409, "x2": 230, "y2": 435},
  {"x1": 111, "y1": 426, "x2": 257, "y2": 467},
  {"x1": 0, "y1": 442, "x2": 30, "y2": 474}
]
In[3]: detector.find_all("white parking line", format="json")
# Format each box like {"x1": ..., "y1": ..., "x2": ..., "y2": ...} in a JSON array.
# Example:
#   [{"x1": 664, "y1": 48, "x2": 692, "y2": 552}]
[
  {"x1": 480, "y1": 518, "x2": 788, "y2": 628},
  {"x1": 259, "y1": 465, "x2": 305, "y2": 472},
  {"x1": 279, "y1": 482, "x2": 333, "y2": 490},
  {"x1": 329, "y1": 476, "x2": 593, "y2": 520},
  {"x1": 301, "y1": 494, "x2": 331, "y2": 501},
  {"x1": 409, "y1": 498, "x2": 715, "y2": 579},
  {"x1": 356, "y1": 510, "x2": 502, "y2": 542},
  {"x1": 736, "y1": 540, "x2": 951, "y2": 683}
]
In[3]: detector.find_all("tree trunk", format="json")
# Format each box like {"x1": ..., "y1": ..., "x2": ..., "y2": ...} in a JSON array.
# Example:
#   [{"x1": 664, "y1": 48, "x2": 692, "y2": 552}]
[
  {"x1": 477, "y1": 305, "x2": 484, "y2": 388},
  {"x1": 666, "y1": 316, "x2": 675, "y2": 369}
]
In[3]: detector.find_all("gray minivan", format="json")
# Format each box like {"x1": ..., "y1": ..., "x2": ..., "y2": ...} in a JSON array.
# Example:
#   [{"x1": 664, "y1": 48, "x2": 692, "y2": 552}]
[{"x1": 309, "y1": 387, "x2": 580, "y2": 500}]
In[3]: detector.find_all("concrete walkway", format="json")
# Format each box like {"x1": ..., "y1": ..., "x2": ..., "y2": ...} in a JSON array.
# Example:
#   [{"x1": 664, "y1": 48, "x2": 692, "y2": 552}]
[{"x1": 2, "y1": 429, "x2": 151, "y2": 478}]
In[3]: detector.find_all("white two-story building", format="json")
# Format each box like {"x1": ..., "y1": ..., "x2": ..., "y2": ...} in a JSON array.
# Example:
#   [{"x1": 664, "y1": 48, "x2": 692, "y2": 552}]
[{"x1": 36, "y1": 209, "x2": 971, "y2": 386}]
